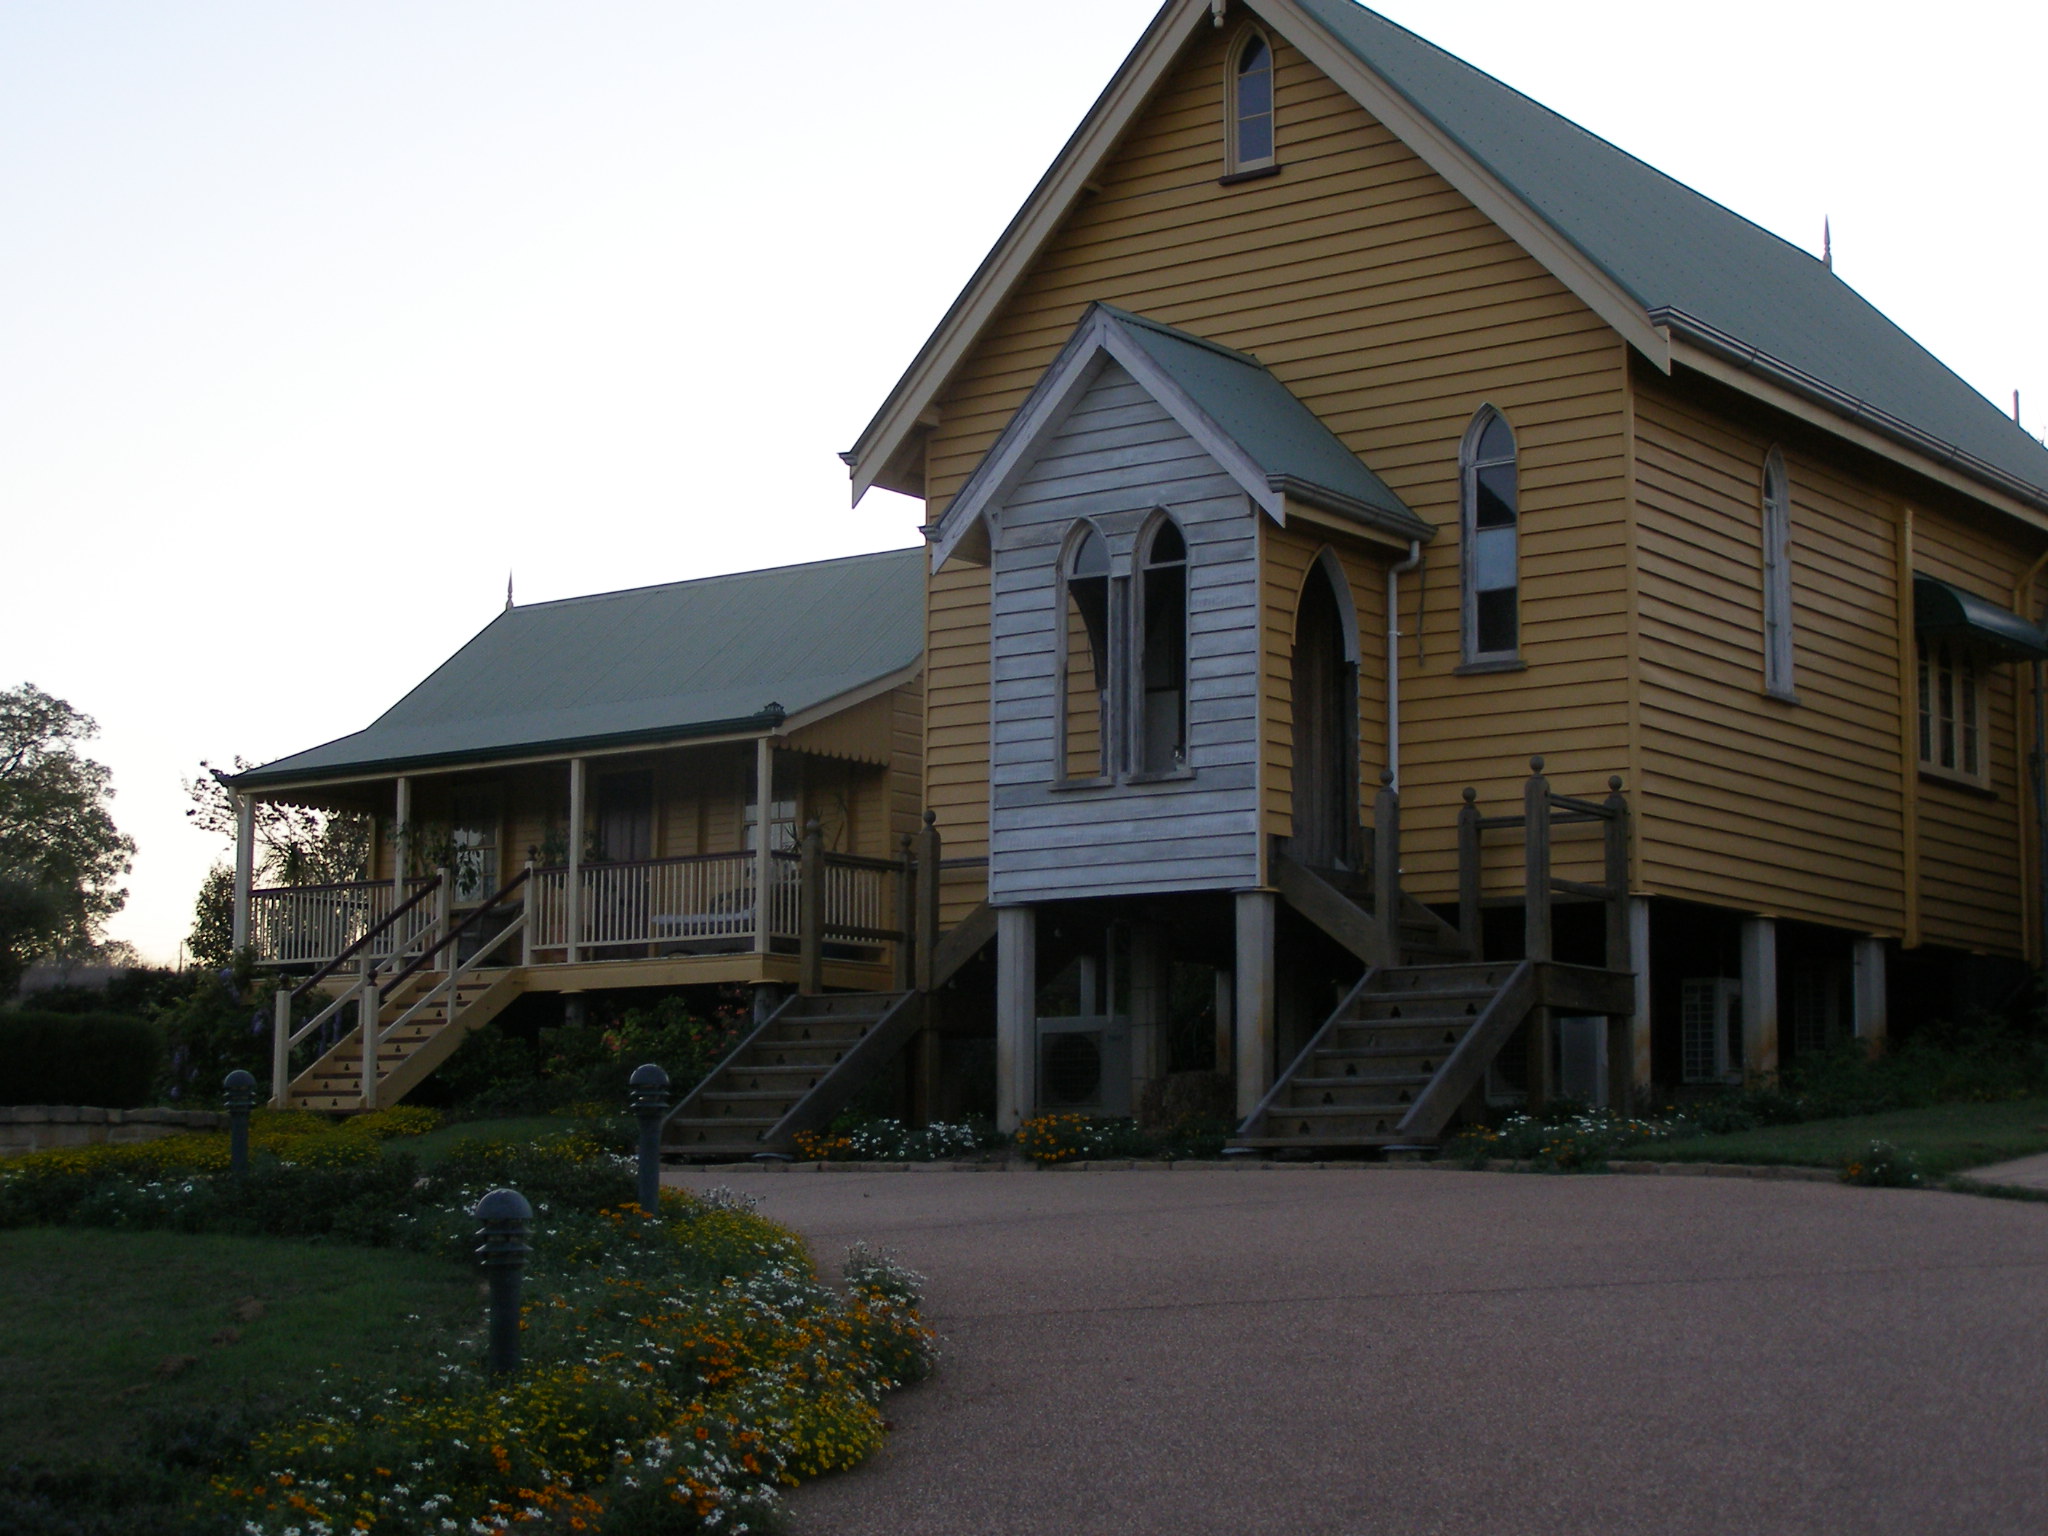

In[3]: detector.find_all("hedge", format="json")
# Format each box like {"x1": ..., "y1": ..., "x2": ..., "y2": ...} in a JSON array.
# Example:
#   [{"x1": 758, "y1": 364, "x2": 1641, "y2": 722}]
[{"x1": 0, "y1": 1009, "x2": 161, "y2": 1108}]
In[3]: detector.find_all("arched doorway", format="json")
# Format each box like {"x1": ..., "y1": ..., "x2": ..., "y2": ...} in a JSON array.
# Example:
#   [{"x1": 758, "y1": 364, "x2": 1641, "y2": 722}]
[{"x1": 1290, "y1": 556, "x2": 1359, "y2": 869}]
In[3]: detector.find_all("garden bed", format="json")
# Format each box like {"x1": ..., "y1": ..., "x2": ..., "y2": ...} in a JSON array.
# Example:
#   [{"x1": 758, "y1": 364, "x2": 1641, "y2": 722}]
[{"x1": 0, "y1": 1108, "x2": 937, "y2": 1534}]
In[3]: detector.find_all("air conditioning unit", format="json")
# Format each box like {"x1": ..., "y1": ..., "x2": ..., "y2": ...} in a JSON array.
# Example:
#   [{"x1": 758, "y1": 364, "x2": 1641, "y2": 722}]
[
  {"x1": 1681, "y1": 977, "x2": 1743, "y2": 1084},
  {"x1": 1035, "y1": 1015, "x2": 1132, "y2": 1116},
  {"x1": 1556, "y1": 1015, "x2": 1608, "y2": 1107}
]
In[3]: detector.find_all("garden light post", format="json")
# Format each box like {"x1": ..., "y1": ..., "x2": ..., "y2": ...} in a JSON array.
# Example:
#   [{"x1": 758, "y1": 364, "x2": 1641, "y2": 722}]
[
  {"x1": 629, "y1": 1062, "x2": 670, "y2": 1216},
  {"x1": 223, "y1": 1069, "x2": 256, "y2": 1177},
  {"x1": 476, "y1": 1188, "x2": 533, "y2": 1377}
]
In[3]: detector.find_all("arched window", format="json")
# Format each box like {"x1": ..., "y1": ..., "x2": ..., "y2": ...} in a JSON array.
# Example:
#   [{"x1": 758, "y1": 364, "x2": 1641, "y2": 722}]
[
  {"x1": 1461, "y1": 408, "x2": 1519, "y2": 663},
  {"x1": 1761, "y1": 447, "x2": 1795, "y2": 696},
  {"x1": 1060, "y1": 524, "x2": 1112, "y2": 781},
  {"x1": 1227, "y1": 29, "x2": 1275, "y2": 174},
  {"x1": 1137, "y1": 518, "x2": 1188, "y2": 773}
]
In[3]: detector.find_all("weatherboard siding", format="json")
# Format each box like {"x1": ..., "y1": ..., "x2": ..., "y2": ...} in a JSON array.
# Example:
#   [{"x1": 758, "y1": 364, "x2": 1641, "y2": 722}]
[
  {"x1": 986, "y1": 363, "x2": 1261, "y2": 902},
  {"x1": 921, "y1": 25, "x2": 1630, "y2": 913}
]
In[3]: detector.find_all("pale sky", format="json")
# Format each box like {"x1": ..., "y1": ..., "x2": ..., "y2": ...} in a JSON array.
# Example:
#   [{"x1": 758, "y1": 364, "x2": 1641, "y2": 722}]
[{"x1": 3, "y1": 0, "x2": 2041, "y2": 963}]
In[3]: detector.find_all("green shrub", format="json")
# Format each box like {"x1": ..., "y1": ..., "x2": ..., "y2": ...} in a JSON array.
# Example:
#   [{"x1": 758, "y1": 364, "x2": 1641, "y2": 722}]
[{"x1": 0, "y1": 1010, "x2": 159, "y2": 1108}]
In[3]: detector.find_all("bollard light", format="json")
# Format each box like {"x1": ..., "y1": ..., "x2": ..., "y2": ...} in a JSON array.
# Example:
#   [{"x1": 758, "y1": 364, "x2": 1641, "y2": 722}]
[
  {"x1": 628, "y1": 1062, "x2": 671, "y2": 1217},
  {"x1": 475, "y1": 1187, "x2": 533, "y2": 1376},
  {"x1": 223, "y1": 1069, "x2": 257, "y2": 1178}
]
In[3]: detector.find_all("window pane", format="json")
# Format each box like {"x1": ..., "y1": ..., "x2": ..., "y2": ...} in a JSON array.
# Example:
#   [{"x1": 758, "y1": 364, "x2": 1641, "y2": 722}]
[
  {"x1": 1236, "y1": 112, "x2": 1272, "y2": 164},
  {"x1": 1147, "y1": 520, "x2": 1185, "y2": 565},
  {"x1": 1471, "y1": 525, "x2": 1516, "y2": 593},
  {"x1": 1962, "y1": 658, "x2": 1980, "y2": 777},
  {"x1": 1475, "y1": 587, "x2": 1517, "y2": 655},
  {"x1": 1917, "y1": 647, "x2": 1932, "y2": 764},
  {"x1": 1070, "y1": 526, "x2": 1108, "y2": 577},
  {"x1": 1474, "y1": 462, "x2": 1516, "y2": 528},
  {"x1": 1477, "y1": 414, "x2": 1514, "y2": 463},
  {"x1": 1141, "y1": 562, "x2": 1187, "y2": 772},
  {"x1": 1065, "y1": 574, "x2": 1109, "y2": 778}
]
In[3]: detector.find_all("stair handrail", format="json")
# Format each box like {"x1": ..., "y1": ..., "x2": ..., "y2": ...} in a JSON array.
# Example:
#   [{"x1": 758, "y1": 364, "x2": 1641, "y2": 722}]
[
  {"x1": 290, "y1": 873, "x2": 444, "y2": 1003},
  {"x1": 1236, "y1": 968, "x2": 1379, "y2": 1137},
  {"x1": 372, "y1": 911, "x2": 530, "y2": 1070},
  {"x1": 658, "y1": 989, "x2": 818, "y2": 1142},
  {"x1": 379, "y1": 867, "x2": 533, "y2": 1000}
]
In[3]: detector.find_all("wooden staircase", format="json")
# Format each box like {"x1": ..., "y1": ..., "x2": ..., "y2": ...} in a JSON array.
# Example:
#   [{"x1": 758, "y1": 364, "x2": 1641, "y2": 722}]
[
  {"x1": 288, "y1": 966, "x2": 526, "y2": 1111},
  {"x1": 662, "y1": 989, "x2": 927, "y2": 1160},
  {"x1": 1233, "y1": 958, "x2": 1634, "y2": 1152}
]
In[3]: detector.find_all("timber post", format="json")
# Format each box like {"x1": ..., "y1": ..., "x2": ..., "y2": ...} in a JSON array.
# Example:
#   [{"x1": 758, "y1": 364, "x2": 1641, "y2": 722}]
[
  {"x1": 1457, "y1": 787, "x2": 1483, "y2": 959},
  {"x1": 913, "y1": 810, "x2": 941, "y2": 993},
  {"x1": 1602, "y1": 775, "x2": 1634, "y2": 1116},
  {"x1": 520, "y1": 859, "x2": 535, "y2": 967},
  {"x1": 358, "y1": 949, "x2": 378, "y2": 1110},
  {"x1": 1372, "y1": 771, "x2": 1401, "y2": 962},
  {"x1": 893, "y1": 834, "x2": 916, "y2": 991},
  {"x1": 1523, "y1": 757, "x2": 1554, "y2": 1113},
  {"x1": 270, "y1": 986, "x2": 292, "y2": 1109},
  {"x1": 476, "y1": 1189, "x2": 533, "y2": 1377},
  {"x1": 432, "y1": 867, "x2": 451, "y2": 957},
  {"x1": 798, "y1": 819, "x2": 824, "y2": 995}
]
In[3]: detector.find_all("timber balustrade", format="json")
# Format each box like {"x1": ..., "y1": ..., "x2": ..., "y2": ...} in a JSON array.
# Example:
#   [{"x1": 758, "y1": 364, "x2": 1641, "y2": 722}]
[
  {"x1": 1457, "y1": 756, "x2": 1633, "y2": 1112},
  {"x1": 249, "y1": 876, "x2": 439, "y2": 966}
]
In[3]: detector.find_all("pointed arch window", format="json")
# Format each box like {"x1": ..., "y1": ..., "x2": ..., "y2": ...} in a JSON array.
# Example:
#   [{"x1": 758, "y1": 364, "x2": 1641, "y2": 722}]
[
  {"x1": 1226, "y1": 29, "x2": 1275, "y2": 174},
  {"x1": 1461, "y1": 408, "x2": 1519, "y2": 663},
  {"x1": 1137, "y1": 517, "x2": 1188, "y2": 773},
  {"x1": 1060, "y1": 524, "x2": 1112, "y2": 781},
  {"x1": 1761, "y1": 447, "x2": 1796, "y2": 697}
]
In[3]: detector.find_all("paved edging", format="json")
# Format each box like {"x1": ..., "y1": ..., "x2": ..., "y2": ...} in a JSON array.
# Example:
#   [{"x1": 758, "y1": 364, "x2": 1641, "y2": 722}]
[{"x1": 683, "y1": 1156, "x2": 1841, "y2": 1184}]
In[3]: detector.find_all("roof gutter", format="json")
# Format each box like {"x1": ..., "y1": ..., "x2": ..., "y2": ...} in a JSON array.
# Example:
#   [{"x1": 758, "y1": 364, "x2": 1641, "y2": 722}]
[
  {"x1": 1269, "y1": 475, "x2": 1437, "y2": 545},
  {"x1": 227, "y1": 708, "x2": 788, "y2": 794},
  {"x1": 1649, "y1": 306, "x2": 2048, "y2": 518}
]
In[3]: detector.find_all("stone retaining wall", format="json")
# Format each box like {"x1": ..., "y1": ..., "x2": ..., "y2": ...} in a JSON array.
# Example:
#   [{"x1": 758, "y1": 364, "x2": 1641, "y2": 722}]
[{"x1": 0, "y1": 1106, "x2": 227, "y2": 1156}]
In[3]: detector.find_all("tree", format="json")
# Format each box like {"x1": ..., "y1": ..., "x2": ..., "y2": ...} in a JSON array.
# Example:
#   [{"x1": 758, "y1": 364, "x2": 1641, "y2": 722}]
[
  {"x1": 184, "y1": 760, "x2": 370, "y2": 965},
  {"x1": 0, "y1": 683, "x2": 136, "y2": 992}
]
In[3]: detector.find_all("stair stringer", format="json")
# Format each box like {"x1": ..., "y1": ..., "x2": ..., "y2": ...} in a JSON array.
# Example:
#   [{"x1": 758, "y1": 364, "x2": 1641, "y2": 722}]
[
  {"x1": 1234, "y1": 968, "x2": 1380, "y2": 1140},
  {"x1": 759, "y1": 991, "x2": 925, "y2": 1150},
  {"x1": 370, "y1": 969, "x2": 528, "y2": 1106},
  {"x1": 659, "y1": 991, "x2": 815, "y2": 1144},
  {"x1": 1391, "y1": 959, "x2": 1536, "y2": 1140}
]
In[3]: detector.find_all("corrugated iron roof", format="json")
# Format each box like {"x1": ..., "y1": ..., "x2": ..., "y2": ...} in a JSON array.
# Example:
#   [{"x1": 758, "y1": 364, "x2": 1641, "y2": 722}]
[
  {"x1": 1100, "y1": 305, "x2": 1427, "y2": 535},
  {"x1": 1300, "y1": 0, "x2": 2048, "y2": 500},
  {"x1": 233, "y1": 549, "x2": 925, "y2": 788}
]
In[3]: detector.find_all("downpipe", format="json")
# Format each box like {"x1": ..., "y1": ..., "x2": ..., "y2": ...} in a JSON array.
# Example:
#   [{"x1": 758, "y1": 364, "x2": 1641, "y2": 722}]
[{"x1": 1386, "y1": 541, "x2": 1423, "y2": 790}]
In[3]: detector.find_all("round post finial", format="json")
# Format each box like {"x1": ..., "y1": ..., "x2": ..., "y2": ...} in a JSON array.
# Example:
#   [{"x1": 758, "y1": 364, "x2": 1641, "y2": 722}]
[
  {"x1": 1379, "y1": 769, "x2": 1396, "y2": 787},
  {"x1": 1608, "y1": 775, "x2": 1624, "y2": 792},
  {"x1": 1462, "y1": 786, "x2": 1477, "y2": 804},
  {"x1": 1529, "y1": 755, "x2": 1546, "y2": 774},
  {"x1": 922, "y1": 809, "x2": 937, "y2": 827}
]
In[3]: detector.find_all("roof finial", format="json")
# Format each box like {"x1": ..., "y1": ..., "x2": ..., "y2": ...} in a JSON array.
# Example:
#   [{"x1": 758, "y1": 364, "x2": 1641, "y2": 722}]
[
  {"x1": 1211, "y1": 0, "x2": 1226, "y2": 27},
  {"x1": 506, "y1": 570, "x2": 515, "y2": 610},
  {"x1": 1822, "y1": 216, "x2": 1832, "y2": 272}
]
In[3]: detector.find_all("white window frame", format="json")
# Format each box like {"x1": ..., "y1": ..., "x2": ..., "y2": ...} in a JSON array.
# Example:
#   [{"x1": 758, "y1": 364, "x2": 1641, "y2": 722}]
[
  {"x1": 1057, "y1": 520, "x2": 1116, "y2": 784},
  {"x1": 1761, "y1": 447, "x2": 1796, "y2": 699},
  {"x1": 1132, "y1": 512, "x2": 1190, "y2": 777},
  {"x1": 1459, "y1": 406, "x2": 1520, "y2": 667},
  {"x1": 1224, "y1": 25, "x2": 1276, "y2": 176},
  {"x1": 1917, "y1": 638, "x2": 1988, "y2": 788}
]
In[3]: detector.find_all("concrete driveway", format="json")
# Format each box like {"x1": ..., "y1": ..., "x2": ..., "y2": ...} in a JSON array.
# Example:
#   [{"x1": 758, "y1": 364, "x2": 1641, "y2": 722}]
[{"x1": 673, "y1": 1165, "x2": 2048, "y2": 1535}]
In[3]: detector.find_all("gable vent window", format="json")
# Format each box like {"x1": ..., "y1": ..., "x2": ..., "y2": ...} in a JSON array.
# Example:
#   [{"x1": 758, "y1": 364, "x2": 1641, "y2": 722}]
[
  {"x1": 1227, "y1": 30, "x2": 1275, "y2": 173},
  {"x1": 1137, "y1": 518, "x2": 1188, "y2": 773},
  {"x1": 1918, "y1": 639, "x2": 1984, "y2": 784},
  {"x1": 1762, "y1": 448, "x2": 1796, "y2": 697},
  {"x1": 1460, "y1": 407, "x2": 1519, "y2": 663},
  {"x1": 1060, "y1": 524, "x2": 1112, "y2": 781}
]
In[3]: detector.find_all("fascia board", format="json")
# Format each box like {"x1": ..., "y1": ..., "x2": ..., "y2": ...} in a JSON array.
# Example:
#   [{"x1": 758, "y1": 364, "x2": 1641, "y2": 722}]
[
  {"x1": 774, "y1": 663, "x2": 924, "y2": 735},
  {"x1": 930, "y1": 328, "x2": 1116, "y2": 571},
  {"x1": 1098, "y1": 324, "x2": 1287, "y2": 520},
  {"x1": 846, "y1": 0, "x2": 1214, "y2": 505},
  {"x1": 1250, "y1": 0, "x2": 1670, "y2": 375},
  {"x1": 1668, "y1": 338, "x2": 2048, "y2": 537}
]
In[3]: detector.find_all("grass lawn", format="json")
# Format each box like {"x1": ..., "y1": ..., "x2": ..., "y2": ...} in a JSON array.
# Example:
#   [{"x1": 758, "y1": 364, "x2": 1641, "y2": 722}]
[
  {"x1": 1612, "y1": 1097, "x2": 2048, "y2": 1177},
  {"x1": 0, "y1": 1227, "x2": 476, "y2": 1514}
]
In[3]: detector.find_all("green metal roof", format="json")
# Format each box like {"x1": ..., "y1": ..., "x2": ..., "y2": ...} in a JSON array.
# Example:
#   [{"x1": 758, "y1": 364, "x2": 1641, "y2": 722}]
[
  {"x1": 1913, "y1": 574, "x2": 2048, "y2": 662},
  {"x1": 1099, "y1": 304, "x2": 1431, "y2": 538},
  {"x1": 233, "y1": 549, "x2": 925, "y2": 789},
  {"x1": 1300, "y1": 0, "x2": 2048, "y2": 506}
]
